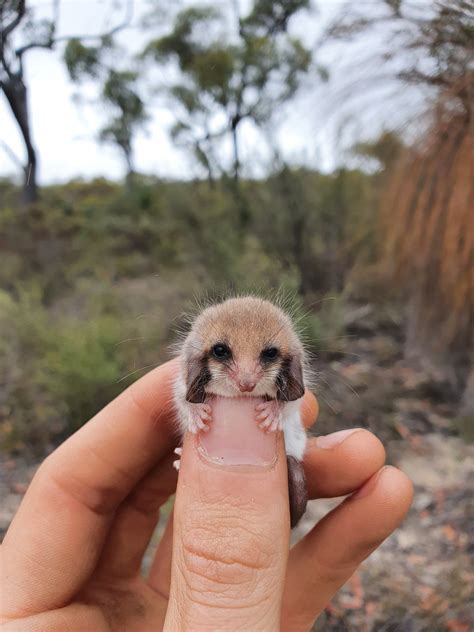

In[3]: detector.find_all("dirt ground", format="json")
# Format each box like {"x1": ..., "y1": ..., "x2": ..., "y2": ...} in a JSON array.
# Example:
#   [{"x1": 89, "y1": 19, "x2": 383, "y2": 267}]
[
  {"x1": 1, "y1": 432, "x2": 471, "y2": 632},
  {"x1": 299, "y1": 433, "x2": 473, "y2": 632}
]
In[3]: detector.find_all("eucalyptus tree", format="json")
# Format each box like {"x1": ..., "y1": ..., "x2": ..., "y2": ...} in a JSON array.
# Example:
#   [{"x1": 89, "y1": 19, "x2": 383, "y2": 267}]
[
  {"x1": 0, "y1": 0, "x2": 133, "y2": 202},
  {"x1": 64, "y1": 39, "x2": 147, "y2": 183},
  {"x1": 142, "y1": 0, "x2": 313, "y2": 184}
]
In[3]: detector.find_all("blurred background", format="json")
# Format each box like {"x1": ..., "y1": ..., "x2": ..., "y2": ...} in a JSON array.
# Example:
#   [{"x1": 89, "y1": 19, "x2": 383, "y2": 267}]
[{"x1": 0, "y1": 0, "x2": 472, "y2": 629}]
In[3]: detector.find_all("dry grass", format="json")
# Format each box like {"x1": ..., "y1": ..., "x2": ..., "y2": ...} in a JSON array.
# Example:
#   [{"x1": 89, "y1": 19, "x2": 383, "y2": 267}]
[{"x1": 383, "y1": 76, "x2": 473, "y2": 363}]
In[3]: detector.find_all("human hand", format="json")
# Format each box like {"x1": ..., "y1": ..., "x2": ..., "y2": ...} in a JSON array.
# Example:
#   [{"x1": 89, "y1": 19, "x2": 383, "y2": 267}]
[{"x1": 0, "y1": 360, "x2": 413, "y2": 631}]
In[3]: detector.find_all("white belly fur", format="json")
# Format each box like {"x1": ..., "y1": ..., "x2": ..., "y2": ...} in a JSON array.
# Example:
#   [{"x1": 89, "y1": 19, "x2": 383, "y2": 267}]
[{"x1": 282, "y1": 400, "x2": 307, "y2": 461}]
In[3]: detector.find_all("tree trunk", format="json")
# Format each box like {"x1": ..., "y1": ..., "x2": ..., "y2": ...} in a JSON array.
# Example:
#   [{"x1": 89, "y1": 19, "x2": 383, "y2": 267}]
[
  {"x1": 231, "y1": 122, "x2": 240, "y2": 182},
  {"x1": 2, "y1": 75, "x2": 38, "y2": 203},
  {"x1": 226, "y1": 118, "x2": 252, "y2": 228},
  {"x1": 124, "y1": 148, "x2": 135, "y2": 190},
  {"x1": 23, "y1": 148, "x2": 37, "y2": 204},
  {"x1": 276, "y1": 166, "x2": 311, "y2": 295}
]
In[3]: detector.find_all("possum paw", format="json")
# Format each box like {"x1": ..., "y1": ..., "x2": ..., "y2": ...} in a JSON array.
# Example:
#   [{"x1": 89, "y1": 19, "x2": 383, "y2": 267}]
[
  {"x1": 255, "y1": 400, "x2": 283, "y2": 432},
  {"x1": 187, "y1": 403, "x2": 212, "y2": 434},
  {"x1": 173, "y1": 447, "x2": 182, "y2": 471}
]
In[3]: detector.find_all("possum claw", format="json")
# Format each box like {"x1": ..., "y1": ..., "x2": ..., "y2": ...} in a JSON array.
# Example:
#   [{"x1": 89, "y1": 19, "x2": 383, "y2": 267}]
[
  {"x1": 256, "y1": 400, "x2": 282, "y2": 432},
  {"x1": 187, "y1": 403, "x2": 212, "y2": 433}
]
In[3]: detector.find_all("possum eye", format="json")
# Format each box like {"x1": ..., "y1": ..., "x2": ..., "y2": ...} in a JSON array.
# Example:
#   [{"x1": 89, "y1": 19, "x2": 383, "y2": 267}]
[
  {"x1": 261, "y1": 347, "x2": 279, "y2": 362},
  {"x1": 211, "y1": 343, "x2": 231, "y2": 360}
]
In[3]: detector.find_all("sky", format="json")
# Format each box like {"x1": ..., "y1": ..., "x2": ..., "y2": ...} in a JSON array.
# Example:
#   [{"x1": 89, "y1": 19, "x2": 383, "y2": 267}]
[{"x1": 0, "y1": 0, "x2": 421, "y2": 185}]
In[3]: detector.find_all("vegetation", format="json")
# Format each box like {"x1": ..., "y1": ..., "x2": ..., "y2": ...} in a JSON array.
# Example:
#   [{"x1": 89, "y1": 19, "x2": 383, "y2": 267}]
[
  {"x1": 1, "y1": 4, "x2": 472, "y2": 629},
  {"x1": 0, "y1": 0, "x2": 472, "y2": 452},
  {"x1": 384, "y1": 95, "x2": 472, "y2": 367},
  {"x1": 323, "y1": 0, "x2": 473, "y2": 376},
  {"x1": 0, "y1": 0, "x2": 134, "y2": 202},
  {"x1": 0, "y1": 165, "x2": 376, "y2": 451},
  {"x1": 142, "y1": 1, "x2": 313, "y2": 184}
]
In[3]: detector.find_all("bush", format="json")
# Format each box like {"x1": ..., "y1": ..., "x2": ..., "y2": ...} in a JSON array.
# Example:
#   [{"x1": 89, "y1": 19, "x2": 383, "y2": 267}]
[{"x1": 0, "y1": 291, "x2": 128, "y2": 453}]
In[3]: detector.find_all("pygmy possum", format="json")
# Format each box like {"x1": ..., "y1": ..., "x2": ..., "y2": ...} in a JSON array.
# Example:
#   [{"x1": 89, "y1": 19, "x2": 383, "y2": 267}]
[{"x1": 173, "y1": 296, "x2": 309, "y2": 528}]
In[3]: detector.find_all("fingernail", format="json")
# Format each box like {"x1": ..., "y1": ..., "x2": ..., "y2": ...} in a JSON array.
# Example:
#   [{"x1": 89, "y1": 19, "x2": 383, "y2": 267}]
[
  {"x1": 351, "y1": 465, "x2": 390, "y2": 500},
  {"x1": 316, "y1": 428, "x2": 362, "y2": 449},
  {"x1": 198, "y1": 397, "x2": 278, "y2": 467}
]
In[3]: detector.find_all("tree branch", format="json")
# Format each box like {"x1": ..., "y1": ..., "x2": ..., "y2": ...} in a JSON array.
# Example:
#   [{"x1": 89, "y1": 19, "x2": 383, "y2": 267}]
[
  {"x1": 0, "y1": 139, "x2": 25, "y2": 171},
  {"x1": 231, "y1": 0, "x2": 244, "y2": 37},
  {"x1": 16, "y1": 39, "x2": 54, "y2": 57},
  {"x1": 15, "y1": 0, "x2": 134, "y2": 58},
  {"x1": 398, "y1": 69, "x2": 450, "y2": 88},
  {"x1": 51, "y1": 0, "x2": 133, "y2": 45},
  {"x1": 14, "y1": 0, "x2": 60, "y2": 59},
  {"x1": 2, "y1": 0, "x2": 26, "y2": 40},
  {"x1": 0, "y1": 46, "x2": 13, "y2": 79},
  {"x1": 53, "y1": 0, "x2": 61, "y2": 26}
]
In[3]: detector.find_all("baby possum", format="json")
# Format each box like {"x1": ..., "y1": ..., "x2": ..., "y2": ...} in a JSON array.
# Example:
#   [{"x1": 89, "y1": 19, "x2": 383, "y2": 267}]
[{"x1": 173, "y1": 296, "x2": 309, "y2": 528}]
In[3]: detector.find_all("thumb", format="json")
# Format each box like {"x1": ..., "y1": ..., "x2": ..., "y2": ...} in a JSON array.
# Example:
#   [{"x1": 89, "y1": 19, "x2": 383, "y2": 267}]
[{"x1": 164, "y1": 396, "x2": 290, "y2": 632}]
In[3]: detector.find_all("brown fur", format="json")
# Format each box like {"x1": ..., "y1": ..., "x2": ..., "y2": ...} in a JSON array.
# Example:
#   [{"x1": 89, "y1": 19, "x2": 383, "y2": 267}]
[
  {"x1": 175, "y1": 296, "x2": 309, "y2": 527},
  {"x1": 181, "y1": 297, "x2": 305, "y2": 401},
  {"x1": 287, "y1": 456, "x2": 308, "y2": 528},
  {"x1": 190, "y1": 296, "x2": 302, "y2": 357}
]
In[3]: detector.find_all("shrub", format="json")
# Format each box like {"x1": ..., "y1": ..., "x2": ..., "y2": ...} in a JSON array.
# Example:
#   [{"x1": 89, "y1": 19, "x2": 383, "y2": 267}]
[{"x1": 0, "y1": 291, "x2": 128, "y2": 453}]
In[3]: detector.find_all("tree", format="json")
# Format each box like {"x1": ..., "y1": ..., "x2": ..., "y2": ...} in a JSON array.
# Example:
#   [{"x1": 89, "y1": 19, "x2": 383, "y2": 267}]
[
  {"x1": 352, "y1": 131, "x2": 405, "y2": 175},
  {"x1": 142, "y1": 1, "x2": 313, "y2": 184},
  {"x1": 322, "y1": 0, "x2": 473, "y2": 372},
  {"x1": 0, "y1": 0, "x2": 134, "y2": 203},
  {"x1": 324, "y1": 0, "x2": 473, "y2": 96},
  {"x1": 1, "y1": 0, "x2": 51, "y2": 203},
  {"x1": 64, "y1": 37, "x2": 147, "y2": 183},
  {"x1": 100, "y1": 71, "x2": 147, "y2": 183}
]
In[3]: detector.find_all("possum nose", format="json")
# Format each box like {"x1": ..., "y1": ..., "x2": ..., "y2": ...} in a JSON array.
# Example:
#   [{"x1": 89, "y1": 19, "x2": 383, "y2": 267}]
[{"x1": 238, "y1": 380, "x2": 257, "y2": 393}]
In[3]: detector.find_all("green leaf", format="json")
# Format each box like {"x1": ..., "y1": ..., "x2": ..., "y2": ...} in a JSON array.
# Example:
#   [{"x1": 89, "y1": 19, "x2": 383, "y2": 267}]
[{"x1": 64, "y1": 39, "x2": 101, "y2": 81}]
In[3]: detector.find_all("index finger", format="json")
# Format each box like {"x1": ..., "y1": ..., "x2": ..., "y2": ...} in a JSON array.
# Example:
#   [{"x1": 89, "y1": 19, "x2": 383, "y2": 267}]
[
  {"x1": 301, "y1": 390, "x2": 319, "y2": 429},
  {"x1": 1, "y1": 359, "x2": 179, "y2": 619}
]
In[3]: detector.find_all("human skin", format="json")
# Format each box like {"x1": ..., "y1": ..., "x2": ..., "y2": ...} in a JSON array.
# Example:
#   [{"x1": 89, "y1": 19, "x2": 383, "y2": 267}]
[{"x1": 0, "y1": 359, "x2": 413, "y2": 631}]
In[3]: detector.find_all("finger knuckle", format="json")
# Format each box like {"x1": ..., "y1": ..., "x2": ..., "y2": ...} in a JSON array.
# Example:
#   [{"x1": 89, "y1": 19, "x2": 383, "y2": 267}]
[
  {"x1": 179, "y1": 518, "x2": 275, "y2": 601},
  {"x1": 37, "y1": 456, "x2": 119, "y2": 515}
]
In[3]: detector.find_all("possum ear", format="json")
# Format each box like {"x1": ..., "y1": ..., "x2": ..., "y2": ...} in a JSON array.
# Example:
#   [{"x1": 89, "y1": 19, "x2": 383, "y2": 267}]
[
  {"x1": 277, "y1": 355, "x2": 305, "y2": 402},
  {"x1": 185, "y1": 359, "x2": 211, "y2": 403}
]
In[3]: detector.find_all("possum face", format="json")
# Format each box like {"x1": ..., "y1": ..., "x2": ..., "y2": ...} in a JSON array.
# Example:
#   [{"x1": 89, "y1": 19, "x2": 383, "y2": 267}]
[{"x1": 182, "y1": 297, "x2": 305, "y2": 402}]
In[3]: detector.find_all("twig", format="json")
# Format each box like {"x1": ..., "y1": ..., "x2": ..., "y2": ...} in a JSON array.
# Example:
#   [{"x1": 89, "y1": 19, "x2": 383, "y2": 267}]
[
  {"x1": 0, "y1": 140, "x2": 24, "y2": 170},
  {"x1": 15, "y1": 0, "x2": 134, "y2": 58},
  {"x1": 2, "y1": 0, "x2": 26, "y2": 40}
]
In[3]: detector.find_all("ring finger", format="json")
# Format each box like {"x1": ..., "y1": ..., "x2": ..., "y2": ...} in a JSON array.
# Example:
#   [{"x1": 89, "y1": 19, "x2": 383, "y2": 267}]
[{"x1": 282, "y1": 465, "x2": 413, "y2": 631}]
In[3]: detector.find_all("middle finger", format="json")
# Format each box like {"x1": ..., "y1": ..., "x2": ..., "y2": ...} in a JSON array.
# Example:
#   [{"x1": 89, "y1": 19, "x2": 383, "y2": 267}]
[
  {"x1": 93, "y1": 451, "x2": 178, "y2": 580},
  {"x1": 304, "y1": 429, "x2": 386, "y2": 499},
  {"x1": 145, "y1": 427, "x2": 385, "y2": 599}
]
